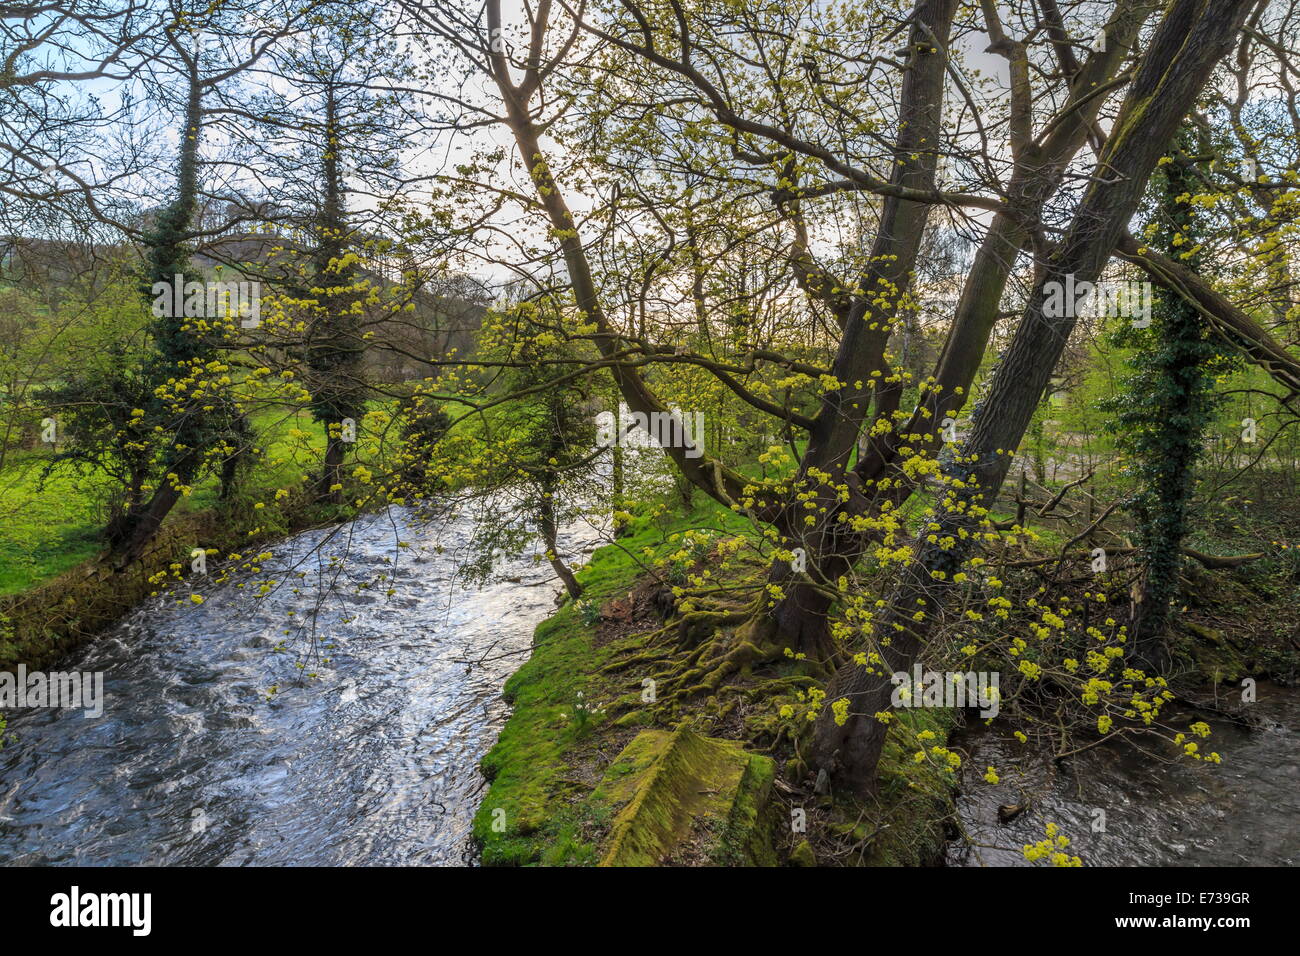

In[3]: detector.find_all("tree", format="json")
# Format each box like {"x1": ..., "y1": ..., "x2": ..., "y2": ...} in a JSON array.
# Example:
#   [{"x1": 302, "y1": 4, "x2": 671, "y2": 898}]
[
  {"x1": 401, "y1": 0, "x2": 1262, "y2": 795},
  {"x1": 103, "y1": 5, "x2": 260, "y2": 561},
  {"x1": 238, "y1": 6, "x2": 419, "y2": 503},
  {"x1": 457, "y1": 296, "x2": 602, "y2": 599},
  {"x1": 19, "y1": 0, "x2": 325, "y2": 564},
  {"x1": 808, "y1": 0, "x2": 1257, "y2": 794}
]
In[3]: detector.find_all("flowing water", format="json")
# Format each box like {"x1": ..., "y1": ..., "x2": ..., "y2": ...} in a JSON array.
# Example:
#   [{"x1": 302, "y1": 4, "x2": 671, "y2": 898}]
[
  {"x1": 0, "y1": 506, "x2": 599, "y2": 866},
  {"x1": 947, "y1": 684, "x2": 1300, "y2": 866}
]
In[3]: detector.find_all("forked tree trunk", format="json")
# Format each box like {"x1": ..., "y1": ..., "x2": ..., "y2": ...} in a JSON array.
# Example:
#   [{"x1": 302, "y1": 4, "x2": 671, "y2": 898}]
[
  {"x1": 809, "y1": 0, "x2": 1256, "y2": 797},
  {"x1": 760, "y1": 0, "x2": 957, "y2": 654}
]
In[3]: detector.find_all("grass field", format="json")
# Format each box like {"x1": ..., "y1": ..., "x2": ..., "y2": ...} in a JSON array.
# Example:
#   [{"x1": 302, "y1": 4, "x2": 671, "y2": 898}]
[{"x1": 0, "y1": 404, "x2": 333, "y2": 595}]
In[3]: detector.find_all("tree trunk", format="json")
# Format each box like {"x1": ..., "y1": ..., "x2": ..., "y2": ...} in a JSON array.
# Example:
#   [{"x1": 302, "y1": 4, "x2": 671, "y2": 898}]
[
  {"x1": 110, "y1": 64, "x2": 204, "y2": 562},
  {"x1": 1128, "y1": 139, "x2": 1216, "y2": 662},
  {"x1": 761, "y1": 0, "x2": 957, "y2": 653},
  {"x1": 539, "y1": 492, "x2": 582, "y2": 600},
  {"x1": 317, "y1": 437, "x2": 346, "y2": 504},
  {"x1": 219, "y1": 450, "x2": 241, "y2": 503},
  {"x1": 611, "y1": 442, "x2": 629, "y2": 538},
  {"x1": 111, "y1": 480, "x2": 184, "y2": 568},
  {"x1": 767, "y1": 576, "x2": 836, "y2": 663}
]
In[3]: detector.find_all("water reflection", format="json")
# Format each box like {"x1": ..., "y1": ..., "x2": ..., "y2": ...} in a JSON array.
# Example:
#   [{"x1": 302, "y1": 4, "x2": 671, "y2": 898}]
[{"x1": 0, "y1": 506, "x2": 600, "y2": 866}]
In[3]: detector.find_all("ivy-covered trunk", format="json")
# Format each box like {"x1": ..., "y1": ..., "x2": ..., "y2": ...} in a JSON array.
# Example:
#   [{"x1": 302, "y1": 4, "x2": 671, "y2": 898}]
[
  {"x1": 308, "y1": 84, "x2": 365, "y2": 505},
  {"x1": 109, "y1": 63, "x2": 206, "y2": 565},
  {"x1": 1115, "y1": 132, "x2": 1230, "y2": 658}
]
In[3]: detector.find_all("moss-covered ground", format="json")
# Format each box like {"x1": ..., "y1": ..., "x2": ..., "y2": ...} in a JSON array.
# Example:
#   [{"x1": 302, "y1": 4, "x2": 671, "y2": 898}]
[{"x1": 472, "y1": 500, "x2": 967, "y2": 866}]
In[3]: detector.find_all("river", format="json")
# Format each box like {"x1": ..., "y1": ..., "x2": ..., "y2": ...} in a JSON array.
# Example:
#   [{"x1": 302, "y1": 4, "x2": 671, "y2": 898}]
[
  {"x1": 948, "y1": 684, "x2": 1300, "y2": 866},
  {"x1": 0, "y1": 505, "x2": 598, "y2": 865}
]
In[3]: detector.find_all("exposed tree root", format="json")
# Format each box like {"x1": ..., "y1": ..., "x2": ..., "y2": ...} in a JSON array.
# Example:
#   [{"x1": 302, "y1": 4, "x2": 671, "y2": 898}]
[
  {"x1": 674, "y1": 606, "x2": 754, "y2": 647},
  {"x1": 730, "y1": 675, "x2": 821, "y2": 698},
  {"x1": 592, "y1": 580, "x2": 834, "y2": 733},
  {"x1": 600, "y1": 649, "x2": 676, "y2": 675},
  {"x1": 649, "y1": 610, "x2": 828, "y2": 715}
]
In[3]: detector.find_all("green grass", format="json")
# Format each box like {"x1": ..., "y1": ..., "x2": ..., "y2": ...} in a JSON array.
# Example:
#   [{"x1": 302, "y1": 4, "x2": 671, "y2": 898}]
[
  {"x1": 0, "y1": 403, "x2": 347, "y2": 595},
  {"x1": 0, "y1": 451, "x2": 110, "y2": 593}
]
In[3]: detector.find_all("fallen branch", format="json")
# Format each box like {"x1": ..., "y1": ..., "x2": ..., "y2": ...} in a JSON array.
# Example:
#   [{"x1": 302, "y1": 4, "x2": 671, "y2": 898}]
[{"x1": 1004, "y1": 545, "x2": 1265, "y2": 570}]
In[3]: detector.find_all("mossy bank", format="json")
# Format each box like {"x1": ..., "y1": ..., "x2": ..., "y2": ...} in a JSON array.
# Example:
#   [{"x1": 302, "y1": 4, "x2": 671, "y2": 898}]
[
  {"x1": 471, "y1": 484, "x2": 1300, "y2": 867},
  {"x1": 471, "y1": 505, "x2": 962, "y2": 867}
]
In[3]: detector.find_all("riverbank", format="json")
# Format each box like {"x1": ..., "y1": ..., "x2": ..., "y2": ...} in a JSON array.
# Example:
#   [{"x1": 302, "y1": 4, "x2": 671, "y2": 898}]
[
  {"x1": 0, "y1": 505, "x2": 563, "y2": 864},
  {"x1": 6, "y1": 460, "x2": 1295, "y2": 864},
  {"x1": 0, "y1": 486, "x2": 351, "y2": 673},
  {"x1": 0, "y1": 393, "x2": 484, "y2": 674},
  {"x1": 0, "y1": 402, "x2": 332, "y2": 670},
  {"x1": 471, "y1": 503, "x2": 961, "y2": 867}
]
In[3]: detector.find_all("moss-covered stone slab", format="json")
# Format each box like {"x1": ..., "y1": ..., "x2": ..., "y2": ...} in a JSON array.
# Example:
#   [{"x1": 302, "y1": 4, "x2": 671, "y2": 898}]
[{"x1": 591, "y1": 724, "x2": 778, "y2": 866}]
